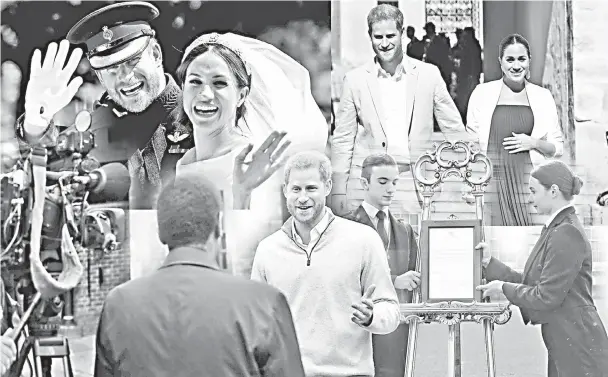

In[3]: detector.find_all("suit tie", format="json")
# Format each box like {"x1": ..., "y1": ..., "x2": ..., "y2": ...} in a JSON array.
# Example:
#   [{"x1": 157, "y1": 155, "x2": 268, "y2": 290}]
[{"x1": 376, "y1": 211, "x2": 389, "y2": 249}]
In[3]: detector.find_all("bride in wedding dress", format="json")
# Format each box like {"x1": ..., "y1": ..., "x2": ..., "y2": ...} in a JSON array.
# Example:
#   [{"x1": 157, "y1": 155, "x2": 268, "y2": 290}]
[{"x1": 171, "y1": 32, "x2": 328, "y2": 278}]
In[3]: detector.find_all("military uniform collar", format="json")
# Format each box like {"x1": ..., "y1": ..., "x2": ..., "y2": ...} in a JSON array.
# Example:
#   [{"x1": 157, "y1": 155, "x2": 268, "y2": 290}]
[{"x1": 155, "y1": 74, "x2": 181, "y2": 113}]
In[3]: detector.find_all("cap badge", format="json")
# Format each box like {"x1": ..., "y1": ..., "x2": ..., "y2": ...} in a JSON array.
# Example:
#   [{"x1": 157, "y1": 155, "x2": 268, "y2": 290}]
[
  {"x1": 208, "y1": 33, "x2": 220, "y2": 43},
  {"x1": 102, "y1": 26, "x2": 113, "y2": 42}
]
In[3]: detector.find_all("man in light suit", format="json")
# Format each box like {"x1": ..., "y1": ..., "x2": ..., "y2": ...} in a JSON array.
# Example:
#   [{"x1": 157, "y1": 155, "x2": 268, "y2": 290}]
[
  {"x1": 331, "y1": 4, "x2": 474, "y2": 215},
  {"x1": 345, "y1": 153, "x2": 420, "y2": 377}
]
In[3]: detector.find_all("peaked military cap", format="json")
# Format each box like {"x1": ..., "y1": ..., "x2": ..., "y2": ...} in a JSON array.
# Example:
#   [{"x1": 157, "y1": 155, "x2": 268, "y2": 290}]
[{"x1": 66, "y1": 1, "x2": 160, "y2": 70}]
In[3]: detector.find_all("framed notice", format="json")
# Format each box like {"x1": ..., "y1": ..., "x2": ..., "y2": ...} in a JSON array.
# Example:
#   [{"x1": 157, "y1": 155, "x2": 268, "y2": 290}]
[{"x1": 420, "y1": 219, "x2": 483, "y2": 303}]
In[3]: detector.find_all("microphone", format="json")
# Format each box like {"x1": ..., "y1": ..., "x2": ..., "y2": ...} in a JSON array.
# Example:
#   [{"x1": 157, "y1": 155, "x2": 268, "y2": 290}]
[{"x1": 75, "y1": 163, "x2": 131, "y2": 201}]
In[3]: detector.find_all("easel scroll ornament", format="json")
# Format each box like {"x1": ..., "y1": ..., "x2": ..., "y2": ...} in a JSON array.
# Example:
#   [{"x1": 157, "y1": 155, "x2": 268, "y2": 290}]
[{"x1": 401, "y1": 140, "x2": 512, "y2": 377}]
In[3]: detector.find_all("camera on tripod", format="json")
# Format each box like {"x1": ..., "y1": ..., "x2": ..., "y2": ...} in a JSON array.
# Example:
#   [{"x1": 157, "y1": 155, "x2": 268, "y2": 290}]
[{"x1": 1, "y1": 110, "x2": 129, "y2": 340}]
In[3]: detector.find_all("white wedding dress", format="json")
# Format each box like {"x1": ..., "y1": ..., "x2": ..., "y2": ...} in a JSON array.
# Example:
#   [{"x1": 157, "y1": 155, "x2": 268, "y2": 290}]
[
  {"x1": 175, "y1": 146, "x2": 285, "y2": 278},
  {"x1": 128, "y1": 32, "x2": 328, "y2": 280}
]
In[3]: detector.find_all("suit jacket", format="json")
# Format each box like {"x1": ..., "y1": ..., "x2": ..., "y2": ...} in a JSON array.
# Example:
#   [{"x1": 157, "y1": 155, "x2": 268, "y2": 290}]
[
  {"x1": 346, "y1": 205, "x2": 419, "y2": 377},
  {"x1": 466, "y1": 79, "x2": 564, "y2": 166},
  {"x1": 94, "y1": 247, "x2": 305, "y2": 377},
  {"x1": 485, "y1": 207, "x2": 608, "y2": 376},
  {"x1": 331, "y1": 57, "x2": 472, "y2": 196},
  {"x1": 346, "y1": 205, "x2": 418, "y2": 303}
]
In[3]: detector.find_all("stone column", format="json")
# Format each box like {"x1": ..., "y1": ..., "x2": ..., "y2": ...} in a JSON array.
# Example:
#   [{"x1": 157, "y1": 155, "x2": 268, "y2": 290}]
[{"x1": 542, "y1": 1, "x2": 575, "y2": 163}]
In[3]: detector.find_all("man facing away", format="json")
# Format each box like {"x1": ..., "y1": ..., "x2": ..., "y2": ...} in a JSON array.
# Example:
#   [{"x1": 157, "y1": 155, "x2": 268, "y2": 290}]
[
  {"x1": 251, "y1": 150, "x2": 400, "y2": 377},
  {"x1": 331, "y1": 4, "x2": 474, "y2": 215},
  {"x1": 95, "y1": 174, "x2": 305, "y2": 377},
  {"x1": 345, "y1": 153, "x2": 420, "y2": 377}
]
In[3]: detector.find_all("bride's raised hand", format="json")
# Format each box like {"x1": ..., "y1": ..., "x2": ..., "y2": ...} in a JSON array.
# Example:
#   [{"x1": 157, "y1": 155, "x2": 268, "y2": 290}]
[{"x1": 233, "y1": 131, "x2": 291, "y2": 209}]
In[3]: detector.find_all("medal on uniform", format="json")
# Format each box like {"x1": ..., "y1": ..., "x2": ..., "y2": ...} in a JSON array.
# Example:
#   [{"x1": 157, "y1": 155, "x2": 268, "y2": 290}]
[{"x1": 167, "y1": 124, "x2": 191, "y2": 154}]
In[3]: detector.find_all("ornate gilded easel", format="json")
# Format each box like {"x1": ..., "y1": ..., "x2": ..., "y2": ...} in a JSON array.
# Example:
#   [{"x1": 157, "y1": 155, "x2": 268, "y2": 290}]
[{"x1": 402, "y1": 141, "x2": 512, "y2": 377}]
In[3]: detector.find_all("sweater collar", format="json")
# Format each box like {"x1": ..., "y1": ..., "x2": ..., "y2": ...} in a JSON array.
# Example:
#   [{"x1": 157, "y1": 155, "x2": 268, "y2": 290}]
[{"x1": 281, "y1": 207, "x2": 337, "y2": 238}]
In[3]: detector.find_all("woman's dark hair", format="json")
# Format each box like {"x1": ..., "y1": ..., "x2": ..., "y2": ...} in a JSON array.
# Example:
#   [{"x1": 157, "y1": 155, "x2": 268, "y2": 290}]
[
  {"x1": 498, "y1": 33, "x2": 531, "y2": 59},
  {"x1": 171, "y1": 43, "x2": 251, "y2": 130},
  {"x1": 531, "y1": 160, "x2": 583, "y2": 201}
]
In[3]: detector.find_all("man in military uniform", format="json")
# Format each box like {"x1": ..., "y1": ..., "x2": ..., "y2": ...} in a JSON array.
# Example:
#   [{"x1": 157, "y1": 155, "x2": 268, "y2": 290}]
[{"x1": 15, "y1": 1, "x2": 192, "y2": 209}]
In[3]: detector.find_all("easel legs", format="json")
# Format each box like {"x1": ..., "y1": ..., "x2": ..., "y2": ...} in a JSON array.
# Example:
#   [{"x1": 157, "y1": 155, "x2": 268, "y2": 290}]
[
  {"x1": 483, "y1": 318, "x2": 496, "y2": 377},
  {"x1": 447, "y1": 324, "x2": 462, "y2": 377},
  {"x1": 405, "y1": 320, "x2": 496, "y2": 377},
  {"x1": 404, "y1": 318, "x2": 420, "y2": 377}
]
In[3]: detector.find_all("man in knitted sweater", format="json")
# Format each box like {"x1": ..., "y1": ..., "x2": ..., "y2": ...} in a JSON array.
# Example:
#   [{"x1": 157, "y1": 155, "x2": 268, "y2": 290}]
[{"x1": 251, "y1": 150, "x2": 401, "y2": 377}]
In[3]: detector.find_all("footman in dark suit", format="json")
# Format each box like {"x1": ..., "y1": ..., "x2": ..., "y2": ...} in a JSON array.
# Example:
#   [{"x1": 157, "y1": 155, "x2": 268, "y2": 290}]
[
  {"x1": 477, "y1": 160, "x2": 608, "y2": 377},
  {"x1": 345, "y1": 153, "x2": 420, "y2": 377}
]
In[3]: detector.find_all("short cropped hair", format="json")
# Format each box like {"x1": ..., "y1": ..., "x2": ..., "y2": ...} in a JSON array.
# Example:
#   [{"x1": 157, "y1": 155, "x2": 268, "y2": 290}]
[
  {"x1": 367, "y1": 4, "x2": 404, "y2": 35},
  {"x1": 361, "y1": 154, "x2": 398, "y2": 182},
  {"x1": 283, "y1": 150, "x2": 332, "y2": 186},
  {"x1": 156, "y1": 174, "x2": 221, "y2": 249}
]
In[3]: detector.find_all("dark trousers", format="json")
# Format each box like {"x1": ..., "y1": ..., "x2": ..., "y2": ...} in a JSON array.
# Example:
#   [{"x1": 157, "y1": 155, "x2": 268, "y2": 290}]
[{"x1": 372, "y1": 323, "x2": 409, "y2": 377}]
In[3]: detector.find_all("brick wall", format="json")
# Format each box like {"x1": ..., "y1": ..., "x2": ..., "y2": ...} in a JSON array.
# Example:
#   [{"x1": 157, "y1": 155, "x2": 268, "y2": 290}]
[
  {"x1": 61, "y1": 221, "x2": 131, "y2": 337},
  {"x1": 71, "y1": 245, "x2": 130, "y2": 336}
]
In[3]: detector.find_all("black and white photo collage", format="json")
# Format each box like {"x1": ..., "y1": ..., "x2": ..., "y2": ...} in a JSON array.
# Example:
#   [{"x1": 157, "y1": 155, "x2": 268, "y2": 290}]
[{"x1": 1, "y1": 1, "x2": 607, "y2": 376}]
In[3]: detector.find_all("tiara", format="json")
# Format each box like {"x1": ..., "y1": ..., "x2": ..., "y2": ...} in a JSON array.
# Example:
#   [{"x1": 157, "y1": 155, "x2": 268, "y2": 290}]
[{"x1": 182, "y1": 32, "x2": 248, "y2": 73}]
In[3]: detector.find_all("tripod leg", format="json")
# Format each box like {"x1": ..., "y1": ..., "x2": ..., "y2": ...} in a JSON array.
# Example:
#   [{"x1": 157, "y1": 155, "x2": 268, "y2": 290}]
[
  {"x1": 62, "y1": 338, "x2": 74, "y2": 377},
  {"x1": 8, "y1": 337, "x2": 34, "y2": 377},
  {"x1": 404, "y1": 318, "x2": 420, "y2": 377},
  {"x1": 34, "y1": 355, "x2": 44, "y2": 377},
  {"x1": 484, "y1": 318, "x2": 496, "y2": 377},
  {"x1": 62, "y1": 356, "x2": 74, "y2": 377}
]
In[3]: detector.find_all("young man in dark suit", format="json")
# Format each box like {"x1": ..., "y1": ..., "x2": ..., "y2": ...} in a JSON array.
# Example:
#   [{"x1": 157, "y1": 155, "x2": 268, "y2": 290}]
[{"x1": 345, "y1": 153, "x2": 420, "y2": 377}]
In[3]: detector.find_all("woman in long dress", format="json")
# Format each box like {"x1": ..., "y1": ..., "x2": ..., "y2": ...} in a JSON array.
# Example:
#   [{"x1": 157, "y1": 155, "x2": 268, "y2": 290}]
[
  {"x1": 466, "y1": 34, "x2": 564, "y2": 226},
  {"x1": 173, "y1": 32, "x2": 328, "y2": 277}
]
